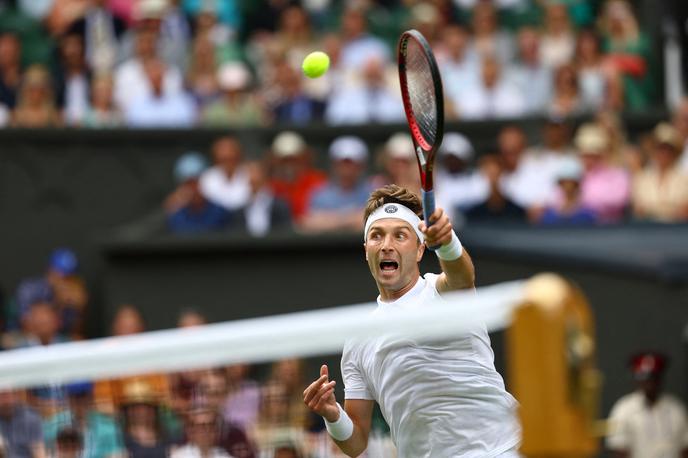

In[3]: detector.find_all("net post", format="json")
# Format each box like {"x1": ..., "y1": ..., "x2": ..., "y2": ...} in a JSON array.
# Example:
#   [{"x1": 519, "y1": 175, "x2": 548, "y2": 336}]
[{"x1": 507, "y1": 273, "x2": 602, "y2": 457}]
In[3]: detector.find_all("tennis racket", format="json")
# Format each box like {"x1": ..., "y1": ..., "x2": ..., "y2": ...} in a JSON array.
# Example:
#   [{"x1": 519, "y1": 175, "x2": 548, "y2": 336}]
[{"x1": 398, "y1": 29, "x2": 445, "y2": 250}]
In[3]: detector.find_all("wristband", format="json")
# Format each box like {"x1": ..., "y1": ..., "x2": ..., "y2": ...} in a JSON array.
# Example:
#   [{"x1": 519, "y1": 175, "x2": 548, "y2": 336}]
[
  {"x1": 325, "y1": 403, "x2": 354, "y2": 441},
  {"x1": 436, "y1": 231, "x2": 463, "y2": 261}
]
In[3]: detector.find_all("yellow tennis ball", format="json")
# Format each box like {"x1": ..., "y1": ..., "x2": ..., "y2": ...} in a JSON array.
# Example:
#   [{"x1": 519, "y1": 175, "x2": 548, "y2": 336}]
[{"x1": 302, "y1": 51, "x2": 330, "y2": 78}]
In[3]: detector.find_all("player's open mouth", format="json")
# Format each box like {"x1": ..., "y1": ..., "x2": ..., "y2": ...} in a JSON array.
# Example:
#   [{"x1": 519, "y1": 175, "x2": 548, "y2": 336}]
[{"x1": 380, "y1": 261, "x2": 399, "y2": 271}]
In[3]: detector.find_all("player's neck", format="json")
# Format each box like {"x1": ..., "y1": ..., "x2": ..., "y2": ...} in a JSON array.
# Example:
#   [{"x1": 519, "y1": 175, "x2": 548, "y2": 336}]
[{"x1": 378, "y1": 276, "x2": 420, "y2": 302}]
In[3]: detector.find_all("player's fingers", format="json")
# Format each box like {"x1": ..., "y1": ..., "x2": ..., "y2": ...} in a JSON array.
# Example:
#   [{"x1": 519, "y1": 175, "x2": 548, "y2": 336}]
[
  {"x1": 303, "y1": 375, "x2": 328, "y2": 402},
  {"x1": 429, "y1": 208, "x2": 444, "y2": 224},
  {"x1": 418, "y1": 221, "x2": 428, "y2": 234},
  {"x1": 308, "y1": 381, "x2": 336, "y2": 410},
  {"x1": 433, "y1": 226, "x2": 453, "y2": 244},
  {"x1": 313, "y1": 387, "x2": 336, "y2": 411},
  {"x1": 320, "y1": 364, "x2": 329, "y2": 378}
]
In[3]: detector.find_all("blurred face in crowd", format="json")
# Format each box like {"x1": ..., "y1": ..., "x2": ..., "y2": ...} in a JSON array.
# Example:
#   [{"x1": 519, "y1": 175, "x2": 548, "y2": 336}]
[
  {"x1": 112, "y1": 305, "x2": 145, "y2": 336},
  {"x1": 543, "y1": 122, "x2": 570, "y2": 149},
  {"x1": 558, "y1": 178, "x2": 581, "y2": 202},
  {"x1": 472, "y1": 2, "x2": 496, "y2": 36},
  {"x1": 60, "y1": 34, "x2": 85, "y2": 70},
  {"x1": 200, "y1": 371, "x2": 228, "y2": 411},
  {"x1": 279, "y1": 66, "x2": 303, "y2": 99},
  {"x1": 341, "y1": 8, "x2": 367, "y2": 39},
  {"x1": 280, "y1": 5, "x2": 308, "y2": 35},
  {"x1": 187, "y1": 410, "x2": 219, "y2": 448},
  {"x1": 226, "y1": 364, "x2": 250, "y2": 383},
  {"x1": 481, "y1": 57, "x2": 500, "y2": 89},
  {"x1": 23, "y1": 70, "x2": 52, "y2": 108},
  {"x1": 0, "y1": 33, "x2": 20, "y2": 69},
  {"x1": 653, "y1": 143, "x2": 679, "y2": 171},
  {"x1": 213, "y1": 137, "x2": 242, "y2": 178},
  {"x1": 545, "y1": 4, "x2": 570, "y2": 35},
  {"x1": 178, "y1": 310, "x2": 207, "y2": 328},
  {"x1": 498, "y1": 127, "x2": 526, "y2": 171},
  {"x1": 125, "y1": 403, "x2": 158, "y2": 427},
  {"x1": 517, "y1": 27, "x2": 539, "y2": 65},
  {"x1": 68, "y1": 392, "x2": 92, "y2": 420},
  {"x1": 333, "y1": 158, "x2": 364, "y2": 190},
  {"x1": 576, "y1": 30, "x2": 601, "y2": 64},
  {"x1": 442, "y1": 154, "x2": 467, "y2": 175},
  {"x1": 580, "y1": 151, "x2": 604, "y2": 171},
  {"x1": 0, "y1": 391, "x2": 16, "y2": 417},
  {"x1": 554, "y1": 64, "x2": 578, "y2": 96},
  {"x1": 637, "y1": 374, "x2": 662, "y2": 404},
  {"x1": 135, "y1": 29, "x2": 159, "y2": 61},
  {"x1": 56, "y1": 435, "x2": 82, "y2": 458},
  {"x1": 261, "y1": 382, "x2": 290, "y2": 424},
  {"x1": 28, "y1": 302, "x2": 60, "y2": 344},
  {"x1": 362, "y1": 57, "x2": 385, "y2": 89},
  {"x1": 385, "y1": 153, "x2": 415, "y2": 184},
  {"x1": 442, "y1": 25, "x2": 469, "y2": 61},
  {"x1": 272, "y1": 359, "x2": 303, "y2": 391}
]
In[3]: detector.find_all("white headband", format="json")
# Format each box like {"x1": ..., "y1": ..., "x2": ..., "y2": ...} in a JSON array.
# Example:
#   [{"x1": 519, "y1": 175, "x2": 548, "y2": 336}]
[{"x1": 364, "y1": 203, "x2": 424, "y2": 242}]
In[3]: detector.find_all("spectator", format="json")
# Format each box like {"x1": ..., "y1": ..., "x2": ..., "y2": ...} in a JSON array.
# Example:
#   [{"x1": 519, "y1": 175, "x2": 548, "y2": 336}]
[
  {"x1": 186, "y1": 36, "x2": 220, "y2": 107},
  {"x1": 575, "y1": 123, "x2": 631, "y2": 223},
  {"x1": 370, "y1": 132, "x2": 421, "y2": 196},
  {"x1": 465, "y1": 155, "x2": 527, "y2": 223},
  {"x1": 201, "y1": 62, "x2": 267, "y2": 127},
  {"x1": 0, "y1": 32, "x2": 22, "y2": 110},
  {"x1": 607, "y1": 352, "x2": 688, "y2": 457},
  {"x1": 199, "y1": 136, "x2": 251, "y2": 212},
  {"x1": 0, "y1": 390, "x2": 45, "y2": 458},
  {"x1": 223, "y1": 365, "x2": 260, "y2": 433},
  {"x1": 575, "y1": 29, "x2": 607, "y2": 112},
  {"x1": 120, "y1": 380, "x2": 174, "y2": 458},
  {"x1": 237, "y1": 161, "x2": 291, "y2": 237},
  {"x1": 548, "y1": 64, "x2": 585, "y2": 117},
  {"x1": 68, "y1": 0, "x2": 127, "y2": 74},
  {"x1": 53, "y1": 427, "x2": 83, "y2": 458},
  {"x1": 111, "y1": 304, "x2": 145, "y2": 336},
  {"x1": 44, "y1": 382, "x2": 125, "y2": 458},
  {"x1": 267, "y1": 359, "x2": 310, "y2": 430},
  {"x1": 632, "y1": 123, "x2": 688, "y2": 222},
  {"x1": 506, "y1": 26, "x2": 552, "y2": 115},
  {"x1": 272, "y1": 65, "x2": 324, "y2": 125},
  {"x1": 250, "y1": 381, "x2": 306, "y2": 457},
  {"x1": 325, "y1": 56, "x2": 404, "y2": 125},
  {"x1": 54, "y1": 32, "x2": 91, "y2": 125},
  {"x1": 114, "y1": 27, "x2": 183, "y2": 112},
  {"x1": 165, "y1": 152, "x2": 232, "y2": 233},
  {"x1": 338, "y1": 6, "x2": 390, "y2": 72},
  {"x1": 434, "y1": 133, "x2": 489, "y2": 223},
  {"x1": 82, "y1": 74, "x2": 121, "y2": 127},
  {"x1": 538, "y1": 157, "x2": 598, "y2": 225},
  {"x1": 274, "y1": 4, "x2": 318, "y2": 70},
  {"x1": 600, "y1": 0, "x2": 654, "y2": 111},
  {"x1": 539, "y1": 3, "x2": 576, "y2": 69},
  {"x1": 268, "y1": 131, "x2": 327, "y2": 223},
  {"x1": 158, "y1": 0, "x2": 194, "y2": 71},
  {"x1": 469, "y1": 1, "x2": 514, "y2": 63},
  {"x1": 11, "y1": 65, "x2": 62, "y2": 127},
  {"x1": 124, "y1": 57, "x2": 196, "y2": 127},
  {"x1": 436, "y1": 24, "x2": 479, "y2": 119},
  {"x1": 457, "y1": 55, "x2": 526, "y2": 120},
  {"x1": 171, "y1": 405, "x2": 231, "y2": 458},
  {"x1": 177, "y1": 308, "x2": 207, "y2": 328},
  {"x1": 300, "y1": 136, "x2": 372, "y2": 233}
]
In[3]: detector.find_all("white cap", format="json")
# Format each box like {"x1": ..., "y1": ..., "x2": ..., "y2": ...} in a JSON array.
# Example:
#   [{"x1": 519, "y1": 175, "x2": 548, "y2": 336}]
[
  {"x1": 440, "y1": 133, "x2": 474, "y2": 160},
  {"x1": 385, "y1": 133, "x2": 415, "y2": 159},
  {"x1": 272, "y1": 131, "x2": 306, "y2": 158},
  {"x1": 217, "y1": 62, "x2": 251, "y2": 91},
  {"x1": 329, "y1": 136, "x2": 369, "y2": 162},
  {"x1": 555, "y1": 156, "x2": 584, "y2": 181},
  {"x1": 135, "y1": 0, "x2": 168, "y2": 20},
  {"x1": 574, "y1": 123, "x2": 608, "y2": 155}
]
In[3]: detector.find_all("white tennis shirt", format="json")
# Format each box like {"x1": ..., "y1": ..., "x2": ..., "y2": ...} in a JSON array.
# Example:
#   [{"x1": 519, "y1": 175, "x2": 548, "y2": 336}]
[{"x1": 341, "y1": 274, "x2": 521, "y2": 457}]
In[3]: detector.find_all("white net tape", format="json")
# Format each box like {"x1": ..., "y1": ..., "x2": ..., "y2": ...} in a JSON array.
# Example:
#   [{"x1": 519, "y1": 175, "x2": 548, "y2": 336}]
[{"x1": 0, "y1": 281, "x2": 525, "y2": 389}]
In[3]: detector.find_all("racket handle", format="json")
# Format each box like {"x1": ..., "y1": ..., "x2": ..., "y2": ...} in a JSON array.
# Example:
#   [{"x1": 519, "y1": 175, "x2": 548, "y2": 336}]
[{"x1": 421, "y1": 189, "x2": 440, "y2": 251}]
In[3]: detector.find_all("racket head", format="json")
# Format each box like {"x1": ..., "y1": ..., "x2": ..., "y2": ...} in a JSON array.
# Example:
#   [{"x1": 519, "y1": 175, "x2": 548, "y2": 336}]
[{"x1": 398, "y1": 29, "x2": 444, "y2": 191}]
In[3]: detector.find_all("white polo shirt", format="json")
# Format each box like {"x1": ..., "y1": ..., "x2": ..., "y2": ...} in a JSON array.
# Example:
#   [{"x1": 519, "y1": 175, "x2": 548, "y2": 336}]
[
  {"x1": 607, "y1": 391, "x2": 688, "y2": 458},
  {"x1": 341, "y1": 274, "x2": 521, "y2": 458}
]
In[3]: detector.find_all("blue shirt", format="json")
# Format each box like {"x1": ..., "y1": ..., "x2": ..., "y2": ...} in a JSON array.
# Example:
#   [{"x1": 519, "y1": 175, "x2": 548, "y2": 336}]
[
  {"x1": 44, "y1": 410, "x2": 125, "y2": 458},
  {"x1": 167, "y1": 201, "x2": 231, "y2": 233},
  {"x1": 309, "y1": 181, "x2": 372, "y2": 212},
  {"x1": 0, "y1": 406, "x2": 43, "y2": 458},
  {"x1": 539, "y1": 207, "x2": 598, "y2": 225}
]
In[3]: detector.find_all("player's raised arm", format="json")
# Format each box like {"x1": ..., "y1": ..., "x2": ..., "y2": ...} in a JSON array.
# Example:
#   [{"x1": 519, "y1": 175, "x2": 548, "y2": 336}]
[
  {"x1": 303, "y1": 365, "x2": 374, "y2": 457},
  {"x1": 420, "y1": 207, "x2": 475, "y2": 292}
]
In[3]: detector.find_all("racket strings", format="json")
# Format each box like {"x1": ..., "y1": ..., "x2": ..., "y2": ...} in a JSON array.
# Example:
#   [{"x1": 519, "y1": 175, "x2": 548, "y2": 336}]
[{"x1": 405, "y1": 39, "x2": 439, "y2": 146}]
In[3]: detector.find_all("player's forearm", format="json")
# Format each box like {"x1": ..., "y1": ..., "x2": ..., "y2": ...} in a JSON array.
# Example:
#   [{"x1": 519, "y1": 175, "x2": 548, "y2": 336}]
[
  {"x1": 439, "y1": 248, "x2": 475, "y2": 290},
  {"x1": 333, "y1": 425, "x2": 369, "y2": 457}
]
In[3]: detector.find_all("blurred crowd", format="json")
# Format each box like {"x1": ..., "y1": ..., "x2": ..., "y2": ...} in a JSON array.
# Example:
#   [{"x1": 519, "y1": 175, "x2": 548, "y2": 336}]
[
  {"x1": 0, "y1": 0, "x2": 659, "y2": 128},
  {"x1": 161, "y1": 100, "x2": 688, "y2": 237},
  {"x1": 0, "y1": 249, "x2": 393, "y2": 457}
]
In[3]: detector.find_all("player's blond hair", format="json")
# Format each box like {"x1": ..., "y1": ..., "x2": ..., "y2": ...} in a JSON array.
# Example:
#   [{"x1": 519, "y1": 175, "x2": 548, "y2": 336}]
[{"x1": 363, "y1": 184, "x2": 423, "y2": 223}]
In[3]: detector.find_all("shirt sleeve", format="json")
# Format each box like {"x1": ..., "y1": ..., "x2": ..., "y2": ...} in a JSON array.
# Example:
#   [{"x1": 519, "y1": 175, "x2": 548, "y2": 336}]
[
  {"x1": 341, "y1": 342, "x2": 374, "y2": 400},
  {"x1": 605, "y1": 399, "x2": 631, "y2": 450}
]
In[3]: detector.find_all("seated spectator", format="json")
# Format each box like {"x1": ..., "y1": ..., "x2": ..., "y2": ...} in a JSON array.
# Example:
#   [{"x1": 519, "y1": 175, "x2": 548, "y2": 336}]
[
  {"x1": 171, "y1": 405, "x2": 231, "y2": 458},
  {"x1": 272, "y1": 65, "x2": 324, "y2": 125},
  {"x1": 0, "y1": 390, "x2": 45, "y2": 458},
  {"x1": 325, "y1": 56, "x2": 404, "y2": 125},
  {"x1": 600, "y1": 0, "x2": 654, "y2": 111},
  {"x1": 82, "y1": 74, "x2": 122, "y2": 127},
  {"x1": 548, "y1": 64, "x2": 586, "y2": 117},
  {"x1": 53, "y1": 427, "x2": 83, "y2": 458},
  {"x1": 7, "y1": 300, "x2": 67, "y2": 350},
  {"x1": 434, "y1": 133, "x2": 489, "y2": 224},
  {"x1": 11, "y1": 65, "x2": 62, "y2": 127},
  {"x1": 199, "y1": 136, "x2": 251, "y2": 212},
  {"x1": 237, "y1": 161, "x2": 291, "y2": 237},
  {"x1": 223, "y1": 365, "x2": 260, "y2": 433},
  {"x1": 469, "y1": 1, "x2": 514, "y2": 63},
  {"x1": 177, "y1": 308, "x2": 208, "y2": 328},
  {"x1": 250, "y1": 381, "x2": 306, "y2": 456},
  {"x1": 274, "y1": 4, "x2": 318, "y2": 70},
  {"x1": 575, "y1": 29, "x2": 607, "y2": 112},
  {"x1": 0, "y1": 32, "x2": 22, "y2": 110},
  {"x1": 457, "y1": 55, "x2": 526, "y2": 120},
  {"x1": 165, "y1": 152, "x2": 232, "y2": 233},
  {"x1": 436, "y1": 24, "x2": 479, "y2": 119},
  {"x1": 186, "y1": 36, "x2": 220, "y2": 107},
  {"x1": 267, "y1": 359, "x2": 311, "y2": 430},
  {"x1": 44, "y1": 382, "x2": 125, "y2": 458},
  {"x1": 506, "y1": 27, "x2": 552, "y2": 115},
  {"x1": 124, "y1": 58, "x2": 197, "y2": 127},
  {"x1": 54, "y1": 32, "x2": 91, "y2": 126},
  {"x1": 201, "y1": 62, "x2": 267, "y2": 127},
  {"x1": 575, "y1": 123, "x2": 631, "y2": 223},
  {"x1": 111, "y1": 304, "x2": 146, "y2": 336},
  {"x1": 300, "y1": 136, "x2": 373, "y2": 233},
  {"x1": 370, "y1": 133, "x2": 421, "y2": 196},
  {"x1": 121, "y1": 380, "x2": 176, "y2": 458},
  {"x1": 538, "y1": 157, "x2": 598, "y2": 225},
  {"x1": 268, "y1": 131, "x2": 327, "y2": 223},
  {"x1": 607, "y1": 352, "x2": 688, "y2": 457},
  {"x1": 465, "y1": 155, "x2": 526, "y2": 223},
  {"x1": 539, "y1": 3, "x2": 576, "y2": 69},
  {"x1": 632, "y1": 123, "x2": 688, "y2": 222},
  {"x1": 338, "y1": 5, "x2": 390, "y2": 72}
]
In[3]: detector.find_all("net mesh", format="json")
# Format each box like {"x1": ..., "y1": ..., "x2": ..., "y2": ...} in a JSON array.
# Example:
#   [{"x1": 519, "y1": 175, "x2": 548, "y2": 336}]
[{"x1": 404, "y1": 37, "x2": 439, "y2": 147}]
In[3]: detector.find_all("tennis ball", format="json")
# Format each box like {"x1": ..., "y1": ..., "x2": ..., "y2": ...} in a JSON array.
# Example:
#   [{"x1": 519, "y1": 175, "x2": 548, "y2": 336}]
[{"x1": 302, "y1": 51, "x2": 330, "y2": 79}]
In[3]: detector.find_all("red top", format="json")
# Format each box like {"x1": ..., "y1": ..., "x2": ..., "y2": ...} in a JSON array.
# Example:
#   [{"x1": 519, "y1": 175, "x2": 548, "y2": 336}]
[{"x1": 271, "y1": 169, "x2": 327, "y2": 221}]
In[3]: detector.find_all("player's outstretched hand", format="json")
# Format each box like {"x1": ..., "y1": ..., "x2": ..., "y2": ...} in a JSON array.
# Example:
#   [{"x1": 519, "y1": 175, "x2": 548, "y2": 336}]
[
  {"x1": 419, "y1": 207, "x2": 453, "y2": 248},
  {"x1": 303, "y1": 364, "x2": 339, "y2": 422}
]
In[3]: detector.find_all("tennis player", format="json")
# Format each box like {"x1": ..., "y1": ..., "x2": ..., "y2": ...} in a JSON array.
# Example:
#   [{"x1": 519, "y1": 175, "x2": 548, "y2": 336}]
[{"x1": 303, "y1": 184, "x2": 521, "y2": 457}]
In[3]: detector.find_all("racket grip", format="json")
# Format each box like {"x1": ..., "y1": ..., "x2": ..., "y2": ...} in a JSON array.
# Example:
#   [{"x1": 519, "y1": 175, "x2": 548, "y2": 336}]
[{"x1": 421, "y1": 189, "x2": 440, "y2": 251}]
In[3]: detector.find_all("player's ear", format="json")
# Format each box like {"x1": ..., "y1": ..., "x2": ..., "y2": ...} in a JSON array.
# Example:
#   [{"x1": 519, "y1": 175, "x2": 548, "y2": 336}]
[
  {"x1": 363, "y1": 242, "x2": 368, "y2": 261},
  {"x1": 416, "y1": 240, "x2": 425, "y2": 261}
]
